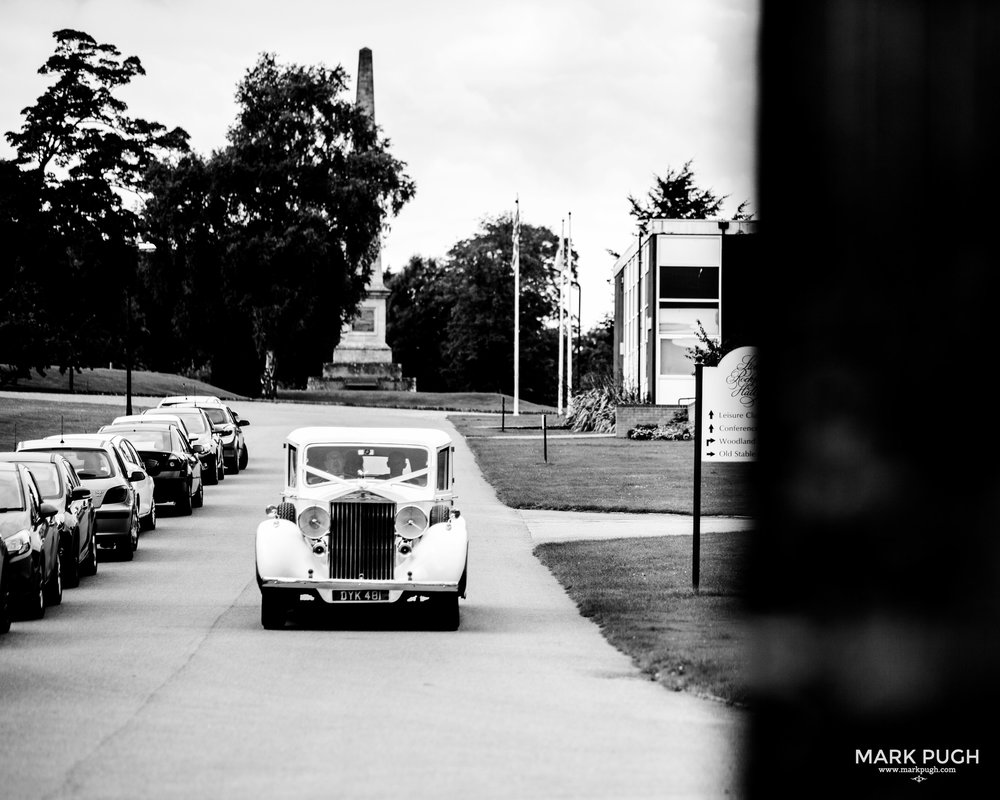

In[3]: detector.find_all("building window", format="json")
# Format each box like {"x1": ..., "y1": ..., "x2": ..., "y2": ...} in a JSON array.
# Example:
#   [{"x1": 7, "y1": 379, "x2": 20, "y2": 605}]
[{"x1": 659, "y1": 266, "x2": 719, "y2": 299}]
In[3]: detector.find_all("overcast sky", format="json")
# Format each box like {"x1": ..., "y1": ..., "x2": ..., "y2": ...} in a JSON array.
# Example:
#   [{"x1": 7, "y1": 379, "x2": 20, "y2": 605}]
[{"x1": 0, "y1": 0, "x2": 759, "y2": 329}]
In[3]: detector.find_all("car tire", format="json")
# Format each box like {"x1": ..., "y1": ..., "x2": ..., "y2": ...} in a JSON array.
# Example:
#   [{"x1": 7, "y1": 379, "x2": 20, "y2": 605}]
[
  {"x1": 275, "y1": 502, "x2": 296, "y2": 523},
  {"x1": 226, "y1": 454, "x2": 240, "y2": 475},
  {"x1": 119, "y1": 510, "x2": 138, "y2": 561},
  {"x1": 260, "y1": 589, "x2": 288, "y2": 630},
  {"x1": 429, "y1": 593, "x2": 460, "y2": 631},
  {"x1": 0, "y1": 580, "x2": 11, "y2": 634},
  {"x1": 176, "y1": 483, "x2": 193, "y2": 516},
  {"x1": 239, "y1": 444, "x2": 249, "y2": 471},
  {"x1": 18, "y1": 564, "x2": 45, "y2": 620},
  {"x1": 192, "y1": 481, "x2": 204, "y2": 509},
  {"x1": 43, "y1": 553, "x2": 62, "y2": 607},
  {"x1": 63, "y1": 531, "x2": 81, "y2": 589},
  {"x1": 203, "y1": 456, "x2": 219, "y2": 486},
  {"x1": 141, "y1": 500, "x2": 156, "y2": 532},
  {"x1": 81, "y1": 531, "x2": 98, "y2": 577}
]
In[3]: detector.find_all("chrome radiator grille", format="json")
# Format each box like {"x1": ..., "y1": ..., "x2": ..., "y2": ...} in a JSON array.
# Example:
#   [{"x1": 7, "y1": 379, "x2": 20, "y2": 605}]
[{"x1": 328, "y1": 501, "x2": 396, "y2": 580}]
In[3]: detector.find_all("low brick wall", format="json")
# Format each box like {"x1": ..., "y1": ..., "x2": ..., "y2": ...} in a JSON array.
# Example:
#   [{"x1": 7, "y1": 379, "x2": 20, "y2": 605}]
[{"x1": 615, "y1": 404, "x2": 690, "y2": 438}]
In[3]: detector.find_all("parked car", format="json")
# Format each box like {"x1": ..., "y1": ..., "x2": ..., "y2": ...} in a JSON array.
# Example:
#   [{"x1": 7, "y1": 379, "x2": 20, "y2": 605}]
[
  {"x1": 255, "y1": 427, "x2": 469, "y2": 630},
  {"x1": 157, "y1": 395, "x2": 223, "y2": 407},
  {"x1": 0, "y1": 461, "x2": 62, "y2": 618},
  {"x1": 176, "y1": 402, "x2": 249, "y2": 474},
  {"x1": 1, "y1": 537, "x2": 11, "y2": 634},
  {"x1": 98, "y1": 423, "x2": 203, "y2": 515},
  {"x1": 17, "y1": 438, "x2": 142, "y2": 560},
  {"x1": 0, "y1": 452, "x2": 97, "y2": 587},
  {"x1": 140, "y1": 406, "x2": 223, "y2": 485},
  {"x1": 37, "y1": 434, "x2": 157, "y2": 532}
]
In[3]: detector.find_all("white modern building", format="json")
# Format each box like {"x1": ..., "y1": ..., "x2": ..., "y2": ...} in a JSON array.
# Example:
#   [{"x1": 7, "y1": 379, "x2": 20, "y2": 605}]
[{"x1": 612, "y1": 218, "x2": 759, "y2": 404}]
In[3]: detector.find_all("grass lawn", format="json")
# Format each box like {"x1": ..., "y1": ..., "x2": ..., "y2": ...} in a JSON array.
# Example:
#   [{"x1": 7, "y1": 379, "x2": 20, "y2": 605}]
[
  {"x1": 0, "y1": 397, "x2": 154, "y2": 448},
  {"x1": 449, "y1": 413, "x2": 755, "y2": 515},
  {"x1": 535, "y1": 533, "x2": 750, "y2": 704},
  {"x1": 278, "y1": 388, "x2": 554, "y2": 414},
  {"x1": 2, "y1": 366, "x2": 246, "y2": 399},
  {"x1": 449, "y1": 412, "x2": 754, "y2": 706}
]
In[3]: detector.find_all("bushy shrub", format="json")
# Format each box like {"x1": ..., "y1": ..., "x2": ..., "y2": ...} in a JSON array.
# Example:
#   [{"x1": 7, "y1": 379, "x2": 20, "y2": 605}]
[
  {"x1": 627, "y1": 422, "x2": 691, "y2": 441},
  {"x1": 565, "y1": 379, "x2": 647, "y2": 433}
]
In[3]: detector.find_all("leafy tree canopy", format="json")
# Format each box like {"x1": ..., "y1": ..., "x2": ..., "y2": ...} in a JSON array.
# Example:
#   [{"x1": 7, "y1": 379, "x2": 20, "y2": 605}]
[
  {"x1": 141, "y1": 52, "x2": 416, "y2": 391},
  {"x1": 1, "y1": 29, "x2": 188, "y2": 383},
  {"x1": 628, "y1": 160, "x2": 752, "y2": 224},
  {"x1": 387, "y1": 213, "x2": 570, "y2": 402}
]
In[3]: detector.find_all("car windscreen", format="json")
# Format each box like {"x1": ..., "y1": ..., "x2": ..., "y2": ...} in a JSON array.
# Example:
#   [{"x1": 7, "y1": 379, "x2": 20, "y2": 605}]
[
  {"x1": 303, "y1": 445, "x2": 429, "y2": 486},
  {"x1": 149, "y1": 409, "x2": 208, "y2": 434},
  {"x1": 23, "y1": 462, "x2": 61, "y2": 499},
  {"x1": 48, "y1": 449, "x2": 116, "y2": 480},
  {"x1": 0, "y1": 471, "x2": 25, "y2": 510}
]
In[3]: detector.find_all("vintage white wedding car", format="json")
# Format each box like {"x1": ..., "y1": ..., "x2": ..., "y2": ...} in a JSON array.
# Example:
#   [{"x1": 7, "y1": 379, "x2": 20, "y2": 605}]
[{"x1": 255, "y1": 427, "x2": 469, "y2": 630}]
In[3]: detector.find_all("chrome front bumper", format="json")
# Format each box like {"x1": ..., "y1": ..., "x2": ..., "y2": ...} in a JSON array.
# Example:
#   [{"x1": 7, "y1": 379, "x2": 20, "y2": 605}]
[{"x1": 259, "y1": 577, "x2": 459, "y2": 593}]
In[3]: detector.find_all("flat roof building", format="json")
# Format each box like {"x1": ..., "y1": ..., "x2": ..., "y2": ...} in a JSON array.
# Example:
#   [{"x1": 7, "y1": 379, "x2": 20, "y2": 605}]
[{"x1": 612, "y1": 219, "x2": 759, "y2": 404}]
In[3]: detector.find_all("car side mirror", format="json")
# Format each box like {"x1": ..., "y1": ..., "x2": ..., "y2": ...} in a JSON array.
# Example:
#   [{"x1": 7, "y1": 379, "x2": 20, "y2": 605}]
[
  {"x1": 70, "y1": 486, "x2": 91, "y2": 501},
  {"x1": 238, "y1": 419, "x2": 250, "y2": 427},
  {"x1": 129, "y1": 469, "x2": 146, "y2": 482},
  {"x1": 39, "y1": 501, "x2": 59, "y2": 518}
]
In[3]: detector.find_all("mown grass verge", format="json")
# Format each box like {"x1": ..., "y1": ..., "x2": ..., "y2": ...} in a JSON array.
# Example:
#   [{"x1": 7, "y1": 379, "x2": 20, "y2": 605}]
[
  {"x1": 449, "y1": 411, "x2": 753, "y2": 705},
  {"x1": 0, "y1": 397, "x2": 154, "y2": 448},
  {"x1": 2, "y1": 366, "x2": 245, "y2": 399},
  {"x1": 448, "y1": 413, "x2": 754, "y2": 515},
  {"x1": 534, "y1": 533, "x2": 750, "y2": 704}
]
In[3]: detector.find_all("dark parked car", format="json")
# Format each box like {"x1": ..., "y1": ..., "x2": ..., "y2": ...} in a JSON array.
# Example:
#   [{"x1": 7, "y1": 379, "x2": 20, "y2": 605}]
[
  {"x1": 0, "y1": 461, "x2": 62, "y2": 618},
  {"x1": 0, "y1": 452, "x2": 97, "y2": 587},
  {"x1": 172, "y1": 402, "x2": 249, "y2": 474},
  {"x1": 17, "y1": 438, "x2": 142, "y2": 561},
  {"x1": 99, "y1": 423, "x2": 203, "y2": 515},
  {"x1": 1, "y1": 537, "x2": 12, "y2": 635},
  {"x1": 140, "y1": 406, "x2": 223, "y2": 485}
]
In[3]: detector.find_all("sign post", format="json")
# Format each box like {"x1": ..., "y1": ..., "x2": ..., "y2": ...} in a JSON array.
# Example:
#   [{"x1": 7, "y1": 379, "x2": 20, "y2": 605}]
[{"x1": 692, "y1": 346, "x2": 758, "y2": 591}]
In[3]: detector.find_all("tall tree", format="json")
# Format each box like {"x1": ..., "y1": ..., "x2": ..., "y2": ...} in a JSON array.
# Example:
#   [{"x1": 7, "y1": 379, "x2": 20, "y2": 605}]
[
  {"x1": 1, "y1": 29, "x2": 188, "y2": 380},
  {"x1": 628, "y1": 160, "x2": 751, "y2": 223},
  {"x1": 208, "y1": 52, "x2": 415, "y2": 389},
  {"x1": 386, "y1": 214, "x2": 568, "y2": 403}
]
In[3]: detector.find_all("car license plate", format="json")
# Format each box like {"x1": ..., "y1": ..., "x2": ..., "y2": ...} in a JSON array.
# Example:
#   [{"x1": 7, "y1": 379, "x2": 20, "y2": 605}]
[{"x1": 336, "y1": 590, "x2": 388, "y2": 602}]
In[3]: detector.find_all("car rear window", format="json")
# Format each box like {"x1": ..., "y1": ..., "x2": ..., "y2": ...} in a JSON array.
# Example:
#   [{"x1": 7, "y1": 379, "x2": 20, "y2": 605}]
[
  {"x1": 48, "y1": 449, "x2": 115, "y2": 480},
  {"x1": 151, "y1": 409, "x2": 208, "y2": 433},
  {"x1": 118, "y1": 431, "x2": 172, "y2": 451},
  {"x1": 199, "y1": 407, "x2": 227, "y2": 425}
]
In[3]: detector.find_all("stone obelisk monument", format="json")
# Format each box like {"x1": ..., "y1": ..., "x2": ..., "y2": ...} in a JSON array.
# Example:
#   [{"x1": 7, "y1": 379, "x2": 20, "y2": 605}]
[{"x1": 309, "y1": 47, "x2": 412, "y2": 391}]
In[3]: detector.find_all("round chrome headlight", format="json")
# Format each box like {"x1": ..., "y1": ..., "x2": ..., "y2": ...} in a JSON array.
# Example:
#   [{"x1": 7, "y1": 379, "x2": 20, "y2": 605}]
[
  {"x1": 394, "y1": 505, "x2": 428, "y2": 540},
  {"x1": 297, "y1": 506, "x2": 330, "y2": 540}
]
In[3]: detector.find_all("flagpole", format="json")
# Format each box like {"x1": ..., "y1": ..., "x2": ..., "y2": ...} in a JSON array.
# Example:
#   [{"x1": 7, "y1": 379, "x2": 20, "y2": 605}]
[
  {"x1": 557, "y1": 219, "x2": 565, "y2": 416},
  {"x1": 513, "y1": 197, "x2": 520, "y2": 416},
  {"x1": 566, "y1": 211, "x2": 574, "y2": 414}
]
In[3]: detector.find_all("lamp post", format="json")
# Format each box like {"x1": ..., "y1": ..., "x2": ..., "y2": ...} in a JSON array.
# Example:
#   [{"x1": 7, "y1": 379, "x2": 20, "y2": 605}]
[{"x1": 128, "y1": 241, "x2": 157, "y2": 415}]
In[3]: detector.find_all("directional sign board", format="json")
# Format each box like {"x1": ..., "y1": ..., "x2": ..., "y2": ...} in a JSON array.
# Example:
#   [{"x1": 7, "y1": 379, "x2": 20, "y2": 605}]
[{"x1": 701, "y1": 346, "x2": 757, "y2": 462}]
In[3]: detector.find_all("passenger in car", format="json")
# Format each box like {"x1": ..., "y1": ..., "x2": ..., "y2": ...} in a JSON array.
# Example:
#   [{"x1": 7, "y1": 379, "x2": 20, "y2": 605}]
[
  {"x1": 343, "y1": 452, "x2": 364, "y2": 478},
  {"x1": 307, "y1": 449, "x2": 344, "y2": 484},
  {"x1": 386, "y1": 450, "x2": 408, "y2": 477}
]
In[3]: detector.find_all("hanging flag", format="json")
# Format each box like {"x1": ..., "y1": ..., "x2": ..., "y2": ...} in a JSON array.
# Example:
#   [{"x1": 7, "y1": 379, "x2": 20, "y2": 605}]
[{"x1": 512, "y1": 198, "x2": 521, "y2": 416}]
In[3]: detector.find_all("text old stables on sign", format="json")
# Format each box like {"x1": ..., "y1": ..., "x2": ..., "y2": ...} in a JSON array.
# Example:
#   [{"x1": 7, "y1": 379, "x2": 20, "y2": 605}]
[{"x1": 701, "y1": 346, "x2": 757, "y2": 462}]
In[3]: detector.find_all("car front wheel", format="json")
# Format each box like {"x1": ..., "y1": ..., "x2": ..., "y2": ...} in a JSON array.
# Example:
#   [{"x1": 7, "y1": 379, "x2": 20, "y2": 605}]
[
  {"x1": 429, "y1": 593, "x2": 460, "y2": 631},
  {"x1": 19, "y1": 563, "x2": 45, "y2": 620},
  {"x1": 261, "y1": 589, "x2": 289, "y2": 630},
  {"x1": 203, "y1": 456, "x2": 219, "y2": 486},
  {"x1": 238, "y1": 444, "x2": 249, "y2": 470},
  {"x1": 63, "y1": 531, "x2": 81, "y2": 589},
  {"x1": 176, "y1": 482, "x2": 193, "y2": 516}
]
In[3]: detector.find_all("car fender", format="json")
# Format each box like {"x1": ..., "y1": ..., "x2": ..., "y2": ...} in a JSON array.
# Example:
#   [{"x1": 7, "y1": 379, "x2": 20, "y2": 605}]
[
  {"x1": 255, "y1": 518, "x2": 316, "y2": 580},
  {"x1": 399, "y1": 516, "x2": 468, "y2": 584}
]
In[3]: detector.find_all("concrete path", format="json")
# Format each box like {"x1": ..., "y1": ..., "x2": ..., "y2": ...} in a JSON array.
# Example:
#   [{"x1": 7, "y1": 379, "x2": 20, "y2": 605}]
[{"x1": 518, "y1": 509, "x2": 753, "y2": 544}]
